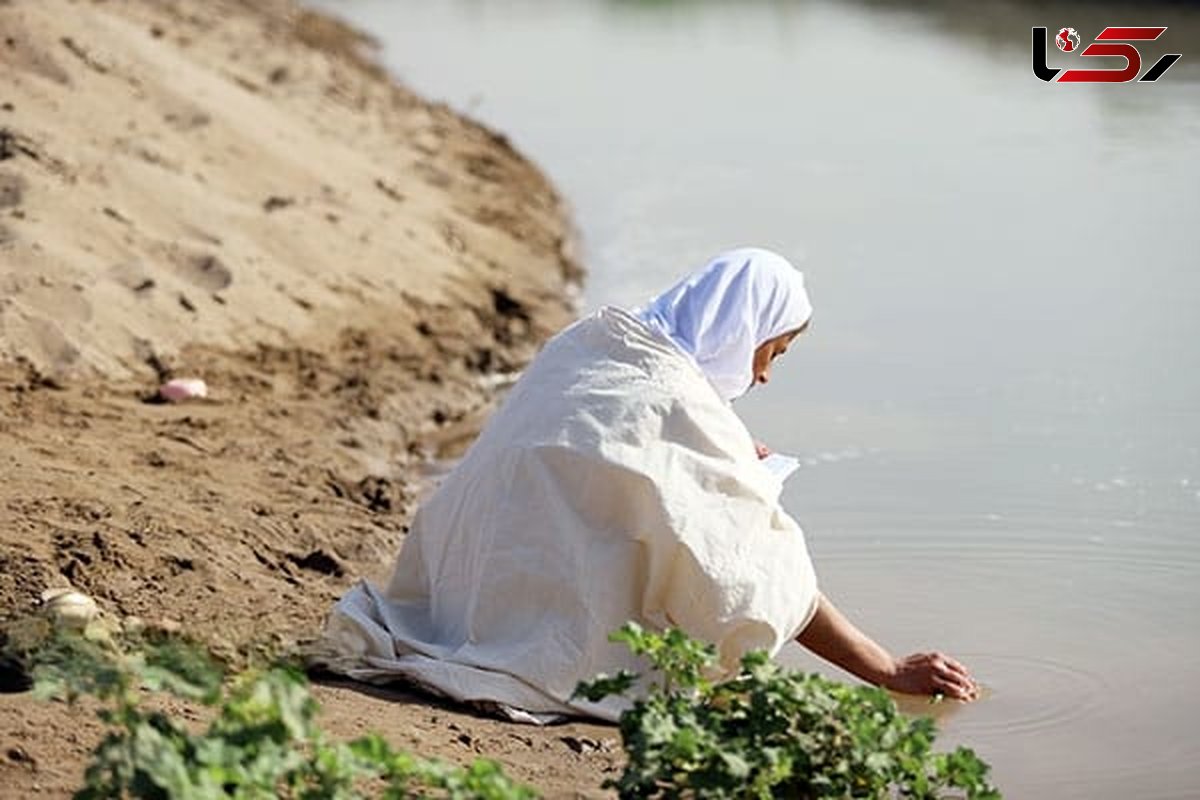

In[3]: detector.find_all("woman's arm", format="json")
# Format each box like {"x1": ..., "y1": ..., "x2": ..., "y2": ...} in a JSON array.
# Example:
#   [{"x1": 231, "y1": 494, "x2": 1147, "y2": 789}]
[{"x1": 795, "y1": 593, "x2": 979, "y2": 701}]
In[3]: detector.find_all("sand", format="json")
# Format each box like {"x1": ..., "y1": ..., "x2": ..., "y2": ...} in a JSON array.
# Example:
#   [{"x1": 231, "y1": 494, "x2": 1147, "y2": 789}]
[{"x1": 0, "y1": 0, "x2": 618, "y2": 796}]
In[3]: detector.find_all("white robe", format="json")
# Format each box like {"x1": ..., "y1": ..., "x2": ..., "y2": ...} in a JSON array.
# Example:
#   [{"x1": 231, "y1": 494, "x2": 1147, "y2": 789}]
[{"x1": 318, "y1": 306, "x2": 819, "y2": 722}]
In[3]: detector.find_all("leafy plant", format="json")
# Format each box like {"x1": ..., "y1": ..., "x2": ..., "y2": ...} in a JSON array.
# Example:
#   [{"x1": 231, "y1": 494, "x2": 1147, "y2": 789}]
[
  {"x1": 31, "y1": 628, "x2": 534, "y2": 800},
  {"x1": 576, "y1": 623, "x2": 1000, "y2": 799}
]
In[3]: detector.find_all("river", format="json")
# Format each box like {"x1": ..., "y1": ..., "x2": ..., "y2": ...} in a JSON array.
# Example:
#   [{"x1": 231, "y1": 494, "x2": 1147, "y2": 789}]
[{"x1": 312, "y1": 1, "x2": 1200, "y2": 796}]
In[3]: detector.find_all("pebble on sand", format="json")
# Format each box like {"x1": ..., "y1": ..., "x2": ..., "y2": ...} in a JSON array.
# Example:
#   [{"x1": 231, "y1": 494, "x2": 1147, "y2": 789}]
[
  {"x1": 40, "y1": 588, "x2": 98, "y2": 630},
  {"x1": 159, "y1": 378, "x2": 208, "y2": 402}
]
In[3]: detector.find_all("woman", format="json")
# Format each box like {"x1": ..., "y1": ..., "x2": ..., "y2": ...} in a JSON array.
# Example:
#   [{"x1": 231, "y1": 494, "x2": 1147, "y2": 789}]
[{"x1": 318, "y1": 247, "x2": 978, "y2": 722}]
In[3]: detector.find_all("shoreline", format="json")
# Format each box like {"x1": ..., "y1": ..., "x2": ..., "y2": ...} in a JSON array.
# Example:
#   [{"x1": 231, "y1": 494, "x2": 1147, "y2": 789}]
[{"x1": 0, "y1": 1, "x2": 620, "y2": 796}]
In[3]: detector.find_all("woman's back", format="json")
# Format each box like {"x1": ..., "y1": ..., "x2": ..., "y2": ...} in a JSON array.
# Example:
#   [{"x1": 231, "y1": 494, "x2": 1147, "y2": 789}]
[{"x1": 319, "y1": 306, "x2": 820, "y2": 722}]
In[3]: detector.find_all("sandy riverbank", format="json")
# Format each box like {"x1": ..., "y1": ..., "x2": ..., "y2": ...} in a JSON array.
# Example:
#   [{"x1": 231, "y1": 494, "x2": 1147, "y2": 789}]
[{"x1": 0, "y1": 1, "x2": 618, "y2": 795}]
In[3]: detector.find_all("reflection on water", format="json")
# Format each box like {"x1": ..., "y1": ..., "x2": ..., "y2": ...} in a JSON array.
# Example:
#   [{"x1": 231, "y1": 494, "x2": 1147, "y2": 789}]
[{"x1": 312, "y1": 0, "x2": 1199, "y2": 796}]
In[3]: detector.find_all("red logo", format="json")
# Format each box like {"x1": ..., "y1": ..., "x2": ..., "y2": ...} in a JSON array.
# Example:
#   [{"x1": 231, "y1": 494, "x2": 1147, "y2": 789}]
[
  {"x1": 1033, "y1": 26, "x2": 1182, "y2": 83},
  {"x1": 1056, "y1": 28, "x2": 1080, "y2": 52}
]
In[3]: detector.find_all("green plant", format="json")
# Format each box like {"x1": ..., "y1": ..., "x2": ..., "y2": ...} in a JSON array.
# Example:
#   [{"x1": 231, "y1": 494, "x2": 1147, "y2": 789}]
[
  {"x1": 576, "y1": 623, "x2": 1000, "y2": 799},
  {"x1": 31, "y1": 629, "x2": 534, "y2": 800}
]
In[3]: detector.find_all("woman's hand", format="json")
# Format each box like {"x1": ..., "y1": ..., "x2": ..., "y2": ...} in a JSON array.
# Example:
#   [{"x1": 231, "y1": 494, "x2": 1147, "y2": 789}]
[
  {"x1": 754, "y1": 441, "x2": 771, "y2": 459},
  {"x1": 881, "y1": 652, "x2": 979, "y2": 701},
  {"x1": 796, "y1": 594, "x2": 980, "y2": 703}
]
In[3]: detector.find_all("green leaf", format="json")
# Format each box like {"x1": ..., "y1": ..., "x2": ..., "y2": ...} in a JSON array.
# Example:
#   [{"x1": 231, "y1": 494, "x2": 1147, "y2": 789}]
[{"x1": 573, "y1": 670, "x2": 638, "y2": 702}]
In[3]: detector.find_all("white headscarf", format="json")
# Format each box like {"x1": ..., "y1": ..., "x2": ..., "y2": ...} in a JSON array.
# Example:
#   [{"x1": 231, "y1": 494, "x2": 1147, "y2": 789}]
[{"x1": 635, "y1": 247, "x2": 812, "y2": 402}]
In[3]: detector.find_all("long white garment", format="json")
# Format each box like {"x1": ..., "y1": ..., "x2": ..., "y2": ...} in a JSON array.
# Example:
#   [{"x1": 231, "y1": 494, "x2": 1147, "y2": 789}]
[
  {"x1": 318, "y1": 307, "x2": 820, "y2": 722},
  {"x1": 636, "y1": 247, "x2": 812, "y2": 402}
]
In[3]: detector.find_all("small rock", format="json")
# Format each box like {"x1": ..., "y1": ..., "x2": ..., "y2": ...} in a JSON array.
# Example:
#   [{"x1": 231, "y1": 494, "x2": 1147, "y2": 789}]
[
  {"x1": 158, "y1": 378, "x2": 207, "y2": 402},
  {"x1": 40, "y1": 589, "x2": 98, "y2": 630}
]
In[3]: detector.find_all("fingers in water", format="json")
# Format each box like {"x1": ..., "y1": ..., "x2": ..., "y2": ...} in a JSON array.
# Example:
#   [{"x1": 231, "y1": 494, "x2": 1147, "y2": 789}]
[{"x1": 933, "y1": 672, "x2": 977, "y2": 702}]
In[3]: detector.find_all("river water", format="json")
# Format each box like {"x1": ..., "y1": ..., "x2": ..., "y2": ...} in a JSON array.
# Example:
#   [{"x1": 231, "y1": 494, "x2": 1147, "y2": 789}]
[{"x1": 313, "y1": 1, "x2": 1200, "y2": 796}]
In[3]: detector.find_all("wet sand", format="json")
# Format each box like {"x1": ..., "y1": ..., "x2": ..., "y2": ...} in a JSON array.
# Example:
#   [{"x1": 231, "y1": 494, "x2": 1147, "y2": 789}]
[{"x1": 0, "y1": 1, "x2": 619, "y2": 796}]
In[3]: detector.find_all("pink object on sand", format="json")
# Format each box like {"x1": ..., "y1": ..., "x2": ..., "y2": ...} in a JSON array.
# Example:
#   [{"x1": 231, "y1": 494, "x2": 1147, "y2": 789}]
[{"x1": 159, "y1": 378, "x2": 208, "y2": 402}]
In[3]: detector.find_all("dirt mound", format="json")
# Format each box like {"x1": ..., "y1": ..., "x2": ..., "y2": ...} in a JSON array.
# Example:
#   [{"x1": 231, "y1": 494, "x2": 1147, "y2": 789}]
[{"x1": 0, "y1": 0, "x2": 579, "y2": 378}]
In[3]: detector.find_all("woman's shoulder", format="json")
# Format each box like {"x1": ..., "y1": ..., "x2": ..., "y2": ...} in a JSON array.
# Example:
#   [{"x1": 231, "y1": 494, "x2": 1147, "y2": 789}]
[
  {"x1": 506, "y1": 307, "x2": 710, "y2": 421},
  {"x1": 537, "y1": 306, "x2": 679, "y2": 370}
]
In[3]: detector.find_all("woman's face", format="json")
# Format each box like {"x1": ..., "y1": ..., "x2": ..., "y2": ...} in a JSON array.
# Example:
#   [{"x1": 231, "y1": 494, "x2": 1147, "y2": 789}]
[{"x1": 750, "y1": 322, "x2": 807, "y2": 389}]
